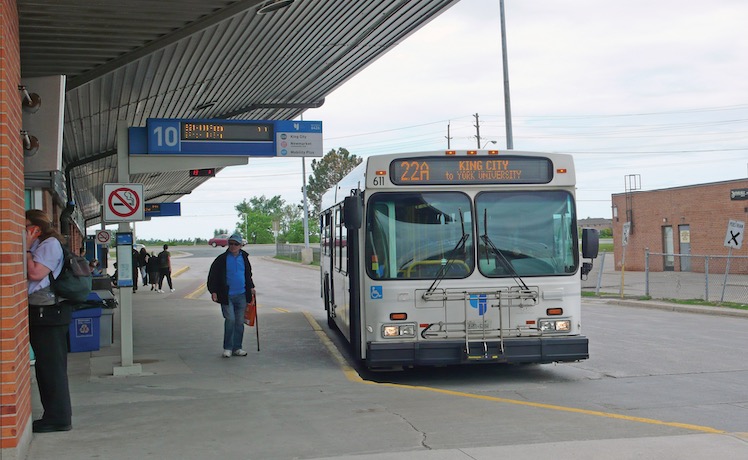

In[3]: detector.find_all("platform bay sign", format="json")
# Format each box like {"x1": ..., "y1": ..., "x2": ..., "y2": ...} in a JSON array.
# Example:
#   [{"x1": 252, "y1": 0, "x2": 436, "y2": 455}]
[{"x1": 129, "y1": 119, "x2": 323, "y2": 157}]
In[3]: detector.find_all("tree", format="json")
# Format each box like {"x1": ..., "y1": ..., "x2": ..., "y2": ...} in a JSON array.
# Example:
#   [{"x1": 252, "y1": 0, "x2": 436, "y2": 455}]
[
  {"x1": 306, "y1": 147, "x2": 362, "y2": 219},
  {"x1": 235, "y1": 196, "x2": 285, "y2": 244}
]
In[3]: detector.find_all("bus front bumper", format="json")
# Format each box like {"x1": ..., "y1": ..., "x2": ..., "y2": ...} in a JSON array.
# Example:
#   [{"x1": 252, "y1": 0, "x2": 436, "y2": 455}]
[{"x1": 366, "y1": 336, "x2": 588, "y2": 368}]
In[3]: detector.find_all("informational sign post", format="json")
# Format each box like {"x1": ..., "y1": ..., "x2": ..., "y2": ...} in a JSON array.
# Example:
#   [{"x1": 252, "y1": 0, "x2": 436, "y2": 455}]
[
  {"x1": 721, "y1": 220, "x2": 745, "y2": 303},
  {"x1": 115, "y1": 232, "x2": 134, "y2": 288}
]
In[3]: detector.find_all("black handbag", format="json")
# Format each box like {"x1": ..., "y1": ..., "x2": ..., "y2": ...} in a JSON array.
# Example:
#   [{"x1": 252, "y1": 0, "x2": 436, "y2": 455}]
[{"x1": 28, "y1": 302, "x2": 72, "y2": 326}]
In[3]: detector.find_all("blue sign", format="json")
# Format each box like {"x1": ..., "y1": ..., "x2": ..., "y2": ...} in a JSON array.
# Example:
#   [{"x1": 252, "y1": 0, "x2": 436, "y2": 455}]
[
  {"x1": 144, "y1": 202, "x2": 181, "y2": 218},
  {"x1": 370, "y1": 286, "x2": 383, "y2": 300},
  {"x1": 116, "y1": 232, "x2": 133, "y2": 246},
  {"x1": 130, "y1": 118, "x2": 322, "y2": 157}
]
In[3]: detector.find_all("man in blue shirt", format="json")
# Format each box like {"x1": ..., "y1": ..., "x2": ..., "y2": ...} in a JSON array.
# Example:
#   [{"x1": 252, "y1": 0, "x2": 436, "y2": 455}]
[{"x1": 207, "y1": 233, "x2": 256, "y2": 357}]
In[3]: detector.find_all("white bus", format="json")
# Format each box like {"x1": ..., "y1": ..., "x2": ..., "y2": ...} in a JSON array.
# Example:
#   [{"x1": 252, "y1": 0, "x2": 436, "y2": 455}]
[{"x1": 320, "y1": 150, "x2": 599, "y2": 369}]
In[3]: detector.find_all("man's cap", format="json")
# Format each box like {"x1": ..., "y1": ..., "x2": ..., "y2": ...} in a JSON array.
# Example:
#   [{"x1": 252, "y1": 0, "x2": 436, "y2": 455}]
[{"x1": 228, "y1": 233, "x2": 243, "y2": 244}]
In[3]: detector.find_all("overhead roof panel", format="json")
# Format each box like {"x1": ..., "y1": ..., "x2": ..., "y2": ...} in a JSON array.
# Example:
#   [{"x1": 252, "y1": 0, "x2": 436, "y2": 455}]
[{"x1": 18, "y1": 0, "x2": 461, "y2": 227}]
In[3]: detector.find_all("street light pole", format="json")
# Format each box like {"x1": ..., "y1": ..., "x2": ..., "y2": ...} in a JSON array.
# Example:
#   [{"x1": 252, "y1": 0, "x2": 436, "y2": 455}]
[
  {"x1": 481, "y1": 140, "x2": 497, "y2": 149},
  {"x1": 500, "y1": 0, "x2": 514, "y2": 149}
]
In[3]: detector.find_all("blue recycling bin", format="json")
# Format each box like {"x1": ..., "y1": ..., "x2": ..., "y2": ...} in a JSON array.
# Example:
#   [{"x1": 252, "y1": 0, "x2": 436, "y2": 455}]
[{"x1": 68, "y1": 307, "x2": 102, "y2": 352}]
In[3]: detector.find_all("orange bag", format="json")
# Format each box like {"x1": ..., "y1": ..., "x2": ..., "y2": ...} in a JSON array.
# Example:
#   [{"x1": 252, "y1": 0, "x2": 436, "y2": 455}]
[{"x1": 244, "y1": 298, "x2": 256, "y2": 327}]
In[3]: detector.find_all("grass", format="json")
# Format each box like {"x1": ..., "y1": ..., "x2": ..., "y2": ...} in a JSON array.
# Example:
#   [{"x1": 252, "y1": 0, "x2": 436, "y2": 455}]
[
  {"x1": 274, "y1": 254, "x2": 319, "y2": 266},
  {"x1": 582, "y1": 290, "x2": 748, "y2": 310}
]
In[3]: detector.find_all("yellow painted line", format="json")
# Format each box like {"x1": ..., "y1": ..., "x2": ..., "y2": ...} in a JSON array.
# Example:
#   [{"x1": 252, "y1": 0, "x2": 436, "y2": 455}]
[
  {"x1": 302, "y1": 312, "x2": 363, "y2": 383},
  {"x1": 274, "y1": 307, "x2": 290, "y2": 313},
  {"x1": 185, "y1": 284, "x2": 207, "y2": 300},
  {"x1": 172, "y1": 266, "x2": 189, "y2": 277},
  {"x1": 302, "y1": 312, "x2": 724, "y2": 434}
]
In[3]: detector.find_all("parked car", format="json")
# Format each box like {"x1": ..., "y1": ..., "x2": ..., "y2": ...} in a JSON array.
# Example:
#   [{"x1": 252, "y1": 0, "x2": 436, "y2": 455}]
[{"x1": 208, "y1": 234, "x2": 229, "y2": 247}]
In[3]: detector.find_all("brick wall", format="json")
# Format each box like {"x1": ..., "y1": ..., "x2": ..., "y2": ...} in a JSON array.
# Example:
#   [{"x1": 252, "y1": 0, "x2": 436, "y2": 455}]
[
  {"x1": 612, "y1": 179, "x2": 748, "y2": 273},
  {"x1": 0, "y1": 0, "x2": 33, "y2": 454}
]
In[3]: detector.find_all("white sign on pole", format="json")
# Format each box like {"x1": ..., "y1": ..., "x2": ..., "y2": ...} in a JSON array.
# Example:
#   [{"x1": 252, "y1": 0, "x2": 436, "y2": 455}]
[
  {"x1": 95, "y1": 230, "x2": 112, "y2": 245},
  {"x1": 724, "y1": 220, "x2": 744, "y2": 249},
  {"x1": 103, "y1": 183, "x2": 144, "y2": 223},
  {"x1": 622, "y1": 222, "x2": 631, "y2": 247}
]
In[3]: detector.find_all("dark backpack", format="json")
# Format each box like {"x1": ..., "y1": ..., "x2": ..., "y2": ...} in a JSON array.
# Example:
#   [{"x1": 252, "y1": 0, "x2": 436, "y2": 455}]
[{"x1": 50, "y1": 246, "x2": 93, "y2": 303}]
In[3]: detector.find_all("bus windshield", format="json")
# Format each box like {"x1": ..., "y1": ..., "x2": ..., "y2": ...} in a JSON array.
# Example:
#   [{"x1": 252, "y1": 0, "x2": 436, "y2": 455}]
[
  {"x1": 366, "y1": 192, "x2": 474, "y2": 280},
  {"x1": 476, "y1": 191, "x2": 578, "y2": 277}
]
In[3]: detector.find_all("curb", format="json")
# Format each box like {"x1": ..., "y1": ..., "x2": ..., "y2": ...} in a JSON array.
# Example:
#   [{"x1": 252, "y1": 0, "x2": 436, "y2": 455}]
[
  {"x1": 261, "y1": 255, "x2": 319, "y2": 271},
  {"x1": 604, "y1": 299, "x2": 748, "y2": 318}
]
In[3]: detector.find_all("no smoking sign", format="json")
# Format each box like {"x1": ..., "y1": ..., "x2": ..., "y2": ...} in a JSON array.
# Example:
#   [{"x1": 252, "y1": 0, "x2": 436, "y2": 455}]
[{"x1": 103, "y1": 183, "x2": 144, "y2": 222}]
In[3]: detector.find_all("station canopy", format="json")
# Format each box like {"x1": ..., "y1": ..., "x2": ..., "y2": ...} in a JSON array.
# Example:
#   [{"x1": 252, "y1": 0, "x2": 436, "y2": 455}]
[{"x1": 19, "y1": 0, "x2": 459, "y2": 227}]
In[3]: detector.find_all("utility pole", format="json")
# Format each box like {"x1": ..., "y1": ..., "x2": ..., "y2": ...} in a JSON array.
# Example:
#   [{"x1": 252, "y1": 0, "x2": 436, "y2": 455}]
[
  {"x1": 474, "y1": 113, "x2": 481, "y2": 149},
  {"x1": 500, "y1": 0, "x2": 514, "y2": 149},
  {"x1": 445, "y1": 122, "x2": 452, "y2": 149}
]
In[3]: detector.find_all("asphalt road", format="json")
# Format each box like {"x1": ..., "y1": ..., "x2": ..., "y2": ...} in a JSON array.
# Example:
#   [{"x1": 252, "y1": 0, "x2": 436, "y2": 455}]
[
  {"x1": 41, "y1": 244, "x2": 741, "y2": 459},
  {"x1": 181, "y1": 245, "x2": 748, "y2": 435}
]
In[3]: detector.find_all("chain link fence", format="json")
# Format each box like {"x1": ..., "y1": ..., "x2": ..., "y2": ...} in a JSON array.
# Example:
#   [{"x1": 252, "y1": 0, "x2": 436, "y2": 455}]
[
  {"x1": 582, "y1": 251, "x2": 748, "y2": 305},
  {"x1": 275, "y1": 243, "x2": 320, "y2": 264}
]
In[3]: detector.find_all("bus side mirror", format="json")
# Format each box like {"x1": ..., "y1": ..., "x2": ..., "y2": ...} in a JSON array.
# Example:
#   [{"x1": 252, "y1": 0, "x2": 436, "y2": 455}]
[
  {"x1": 581, "y1": 228, "x2": 599, "y2": 279},
  {"x1": 581, "y1": 228, "x2": 599, "y2": 259},
  {"x1": 343, "y1": 195, "x2": 362, "y2": 230}
]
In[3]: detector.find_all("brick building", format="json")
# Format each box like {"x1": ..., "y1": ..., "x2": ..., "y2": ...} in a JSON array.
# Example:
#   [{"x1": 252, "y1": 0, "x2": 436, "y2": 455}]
[
  {"x1": 611, "y1": 178, "x2": 748, "y2": 273},
  {"x1": 578, "y1": 217, "x2": 612, "y2": 233}
]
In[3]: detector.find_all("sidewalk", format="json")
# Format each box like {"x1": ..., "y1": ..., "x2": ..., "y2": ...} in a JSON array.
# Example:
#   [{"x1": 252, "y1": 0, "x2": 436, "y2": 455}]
[{"x1": 24, "y1": 258, "x2": 748, "y2": 460}]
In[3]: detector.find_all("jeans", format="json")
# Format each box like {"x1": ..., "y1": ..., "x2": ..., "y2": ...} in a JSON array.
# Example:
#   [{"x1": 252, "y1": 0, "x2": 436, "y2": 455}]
[{"x1": 221, "y1": 293, "x2": 246, "y2": 351}]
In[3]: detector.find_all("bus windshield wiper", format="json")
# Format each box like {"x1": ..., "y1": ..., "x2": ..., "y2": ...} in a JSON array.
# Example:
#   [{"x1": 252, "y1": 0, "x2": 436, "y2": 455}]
[
  {"x1": 422, "y1": 209, "x2": 469, "y2": 298},
  {"x1": 481, "y1": 209, "x2": 530, "y2": 292}
]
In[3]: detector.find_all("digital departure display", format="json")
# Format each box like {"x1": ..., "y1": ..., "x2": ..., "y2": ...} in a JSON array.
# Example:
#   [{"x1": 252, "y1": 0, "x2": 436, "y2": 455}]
[
  {"x1": 390, "y1": 156, "x2": 554, "y2": 185},
  {"x1": 181, "y1": 122, "x2": 274, "y2": 141}
]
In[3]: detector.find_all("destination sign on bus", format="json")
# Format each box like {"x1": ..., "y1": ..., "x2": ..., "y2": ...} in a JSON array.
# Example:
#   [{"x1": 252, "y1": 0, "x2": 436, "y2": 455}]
[{"x1": 390, "y1": 156, "x2": 553, "y2": 185}]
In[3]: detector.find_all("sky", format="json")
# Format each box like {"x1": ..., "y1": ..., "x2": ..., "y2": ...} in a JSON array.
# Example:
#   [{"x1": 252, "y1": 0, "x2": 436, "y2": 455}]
[{"x1": 128, "y1": 0, "x2": 748, "y2": 241}]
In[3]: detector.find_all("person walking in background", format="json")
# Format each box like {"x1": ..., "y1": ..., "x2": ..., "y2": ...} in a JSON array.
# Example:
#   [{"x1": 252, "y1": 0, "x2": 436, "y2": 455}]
[
  {"x1": 207, "y1": 233, "x2": 256, "y2": 358},
  {"x1": 138, "y1": 247, "x2": 149, "y2": 286},
  {"x1": 131, "y1": 246, "x2": 141, "y2": 292},
  {"x1": 25, "y1": 209, "x2": 73, "y2": 433},
  {"x1": 157, "y1": 244, "x2": 174, "y2": 293},
  {"x1": 146, "y1": 252, "x2": 160, "y2": 291}
]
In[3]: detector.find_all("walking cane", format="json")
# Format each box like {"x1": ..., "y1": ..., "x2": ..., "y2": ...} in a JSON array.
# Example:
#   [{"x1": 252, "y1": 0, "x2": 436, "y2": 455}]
[{"x1": 254, "y1": 297, "x2": 260, "y2": 352}]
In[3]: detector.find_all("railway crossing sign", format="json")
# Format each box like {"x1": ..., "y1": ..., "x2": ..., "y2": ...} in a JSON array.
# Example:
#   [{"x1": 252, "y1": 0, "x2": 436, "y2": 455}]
[
  {"x1": 103, "y1": 183, "x2": 144, "y2": 222},
  {"x1": 724, "y1": 220, "x2": 744, "y2": 250}
]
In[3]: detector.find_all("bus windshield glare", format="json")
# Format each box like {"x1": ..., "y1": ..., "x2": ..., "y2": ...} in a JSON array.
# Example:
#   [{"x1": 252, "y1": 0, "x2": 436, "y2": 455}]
[
  {"x1": 364, "y1": 190, "x2": 578, "y2": 280},
  {"x1": 366, "y1": 192, "x2": 474, "y2": 280},
  {"x1": 476, "y1": 191, "x2": 578, "y2": 277}
]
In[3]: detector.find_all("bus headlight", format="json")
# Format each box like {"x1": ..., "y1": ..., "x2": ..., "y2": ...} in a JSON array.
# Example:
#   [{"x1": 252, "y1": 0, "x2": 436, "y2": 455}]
[
  {"x1": 538, "y1": 319, "x2": 571, "y2": 332},
  {"x1": 382, "y1": 323, "x2": 416, "y2": 338}
]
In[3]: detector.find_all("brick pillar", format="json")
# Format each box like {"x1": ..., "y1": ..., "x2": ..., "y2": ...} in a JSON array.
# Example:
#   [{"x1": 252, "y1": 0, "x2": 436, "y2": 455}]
[{"x1": 0, "y1": 0, "x2": 34, "y2": 456}]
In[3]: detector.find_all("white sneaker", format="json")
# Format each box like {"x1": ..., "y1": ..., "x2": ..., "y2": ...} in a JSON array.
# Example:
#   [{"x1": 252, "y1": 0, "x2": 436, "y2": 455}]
[
  {"x1": 222, "y1": 350, "x2": 231, "y2": 358},
  {"x1": 232, "y1": 349, "x2": 248, "y2": 357},
  {"x1": 170, "y1": 288, "x2": 175, "y2": 292},
  {"x1": 157, "y1": 289, "x2": 164, "y2": 293}
]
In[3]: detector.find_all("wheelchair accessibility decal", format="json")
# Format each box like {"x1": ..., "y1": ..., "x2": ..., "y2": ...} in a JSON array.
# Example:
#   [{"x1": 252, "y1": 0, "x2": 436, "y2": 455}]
[
  {"x1": 370, "y1": 285, "x2": 383, "y2": 300},
  {"x1": 469, "y1": 294, "x2": 488, "y2": 316}
]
